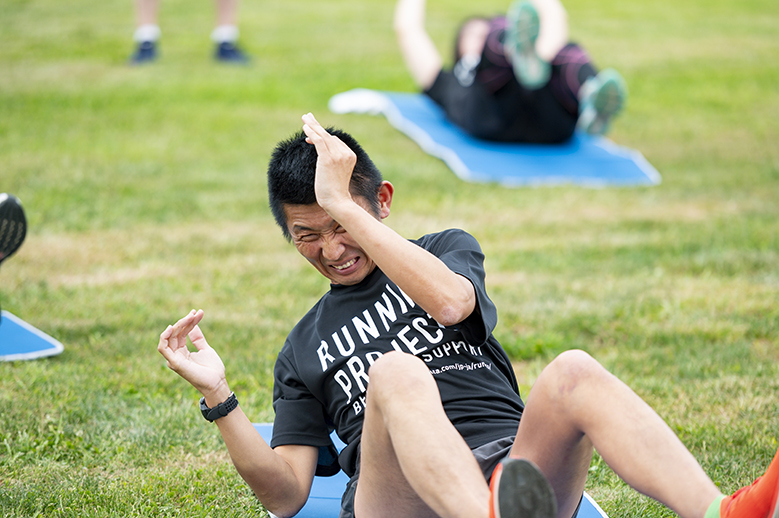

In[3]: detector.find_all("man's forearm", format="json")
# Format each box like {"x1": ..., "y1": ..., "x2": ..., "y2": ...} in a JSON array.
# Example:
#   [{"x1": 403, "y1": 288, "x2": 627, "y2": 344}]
[
  {"x1": 205, "y1": 392, "x2": 315, "y2": 517},
  {"x1": 326, "y1": 200, "x2": 475, "y2": 326},
  {"x1": 393, "y1": 0, "x2": 442, "y2": 90}
]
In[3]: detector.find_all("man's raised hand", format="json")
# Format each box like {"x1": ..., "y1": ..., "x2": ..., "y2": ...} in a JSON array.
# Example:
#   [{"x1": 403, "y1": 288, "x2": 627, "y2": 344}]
[
  {"x1": 301, "y1": 112, "x2": 357, "y2": 213},
  {"x1": 157, "y1": 309, "x2": 227, "y2": 397}
]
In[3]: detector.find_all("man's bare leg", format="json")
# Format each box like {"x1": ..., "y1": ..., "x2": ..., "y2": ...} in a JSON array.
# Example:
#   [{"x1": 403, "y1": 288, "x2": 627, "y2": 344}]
[
  {"x1": 215, "y1": 0, "x2": 239, "y2": 27},
  {"x1": 511, "y1": 350, "x2": 720, "y2": 518},
  {"x1": 135, "y1": 0, "x2": 159, "y2": 26},
  {"x1": 211, "y1": 0, "x2": 248, "y2": 62},
  {"x1": 355, "y1": 351, "x2": 490, "y2": 518},
  {"x1": 131, "y1": 0, "x2": 161, "y2": 63}
]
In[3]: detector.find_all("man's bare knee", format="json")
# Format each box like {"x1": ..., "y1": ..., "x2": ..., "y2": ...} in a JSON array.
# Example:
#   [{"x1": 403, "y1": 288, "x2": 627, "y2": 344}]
[
  {"x1": 368, "y1": 351, "x2": 436, "y2": 403},
  {"x1": 539, "y1": 349, "x2": 607, "y2": 399},
  {"x1": 550, "y1": 349, "x2": 600, "y2": 375}
]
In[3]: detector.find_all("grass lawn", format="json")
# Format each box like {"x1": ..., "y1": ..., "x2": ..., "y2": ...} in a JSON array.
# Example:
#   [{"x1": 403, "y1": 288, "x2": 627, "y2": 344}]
[{"x1": 1, "y1": 0, "x2": 777, "y2": 516}]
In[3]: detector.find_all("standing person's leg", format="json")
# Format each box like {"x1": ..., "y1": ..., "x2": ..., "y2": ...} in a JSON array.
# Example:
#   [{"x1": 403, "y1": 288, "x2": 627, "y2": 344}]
[
  {"x1": 353, "y1": 351, "x2": 491, "y2": 518},
  {"x1": 212, "y1": 0, "x2": 249, "y2": 63},
  {"x1": 130, "y1": 0, "x2": 161, "y2": 64},
  {"x1": 135, "y1": 0, "x2": 160, "y2": 26},
  {"x1": 215, "y1": 0, "x2": 239, "y2": 26},
  {"x1": 508, "y1": 349, "x2": 777, "y2": 518}
]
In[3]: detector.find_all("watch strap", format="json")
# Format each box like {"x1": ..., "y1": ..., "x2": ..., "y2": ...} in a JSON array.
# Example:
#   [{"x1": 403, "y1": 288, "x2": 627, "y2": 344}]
[{"x1": 200, "y1": 392, "x2": 239, "y2": 422}]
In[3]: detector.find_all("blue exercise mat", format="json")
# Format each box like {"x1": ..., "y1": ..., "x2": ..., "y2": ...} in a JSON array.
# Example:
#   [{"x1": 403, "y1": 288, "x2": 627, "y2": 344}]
[
  {"x1": 253, "y1": 423, "x2": 609, "y2": 518},
  {"x1": 0, "y1": 310, "x2": 64, "y2": 361},
  {"x1": 254, "y1": 423, "x2": 348, "y2": 518},
  {"x1": 329, "y1": 88, "x2": 660, "y2": 188}
]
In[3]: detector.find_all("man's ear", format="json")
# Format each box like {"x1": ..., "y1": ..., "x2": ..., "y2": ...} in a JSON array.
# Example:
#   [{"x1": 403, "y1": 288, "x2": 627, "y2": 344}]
[{"x1": 377, "y1": 181, "x2": 394, "y2": 219}]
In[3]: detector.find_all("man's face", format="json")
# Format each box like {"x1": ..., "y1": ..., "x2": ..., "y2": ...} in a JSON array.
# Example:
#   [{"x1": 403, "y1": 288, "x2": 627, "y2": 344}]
[{"x1": 284, "y1": 196, "x2": 380, "y2": 286}]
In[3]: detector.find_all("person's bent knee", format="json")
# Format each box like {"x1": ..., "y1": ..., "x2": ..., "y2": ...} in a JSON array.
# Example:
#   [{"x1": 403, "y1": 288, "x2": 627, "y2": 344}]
[
  {"x1": 543, "y1": 349, "x2": 607, "y2": 390},
  {"x1": 368, "y1": 351, "x2": 430, "y2": 384},
  {"x1": 550, "y1": 349, "x2": 601, "y2": 373},
  {"x1": 552, "y1": 348, "x2": 598, "y2": 368},
  {"x1": 367, "y1": 351, "x2": 434, "y2": 401}
]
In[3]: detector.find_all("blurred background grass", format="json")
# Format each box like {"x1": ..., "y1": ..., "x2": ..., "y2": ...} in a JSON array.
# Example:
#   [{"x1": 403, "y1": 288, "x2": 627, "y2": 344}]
[{"x1": 1, "y1": 0, "x2": 777, "y2": 516}]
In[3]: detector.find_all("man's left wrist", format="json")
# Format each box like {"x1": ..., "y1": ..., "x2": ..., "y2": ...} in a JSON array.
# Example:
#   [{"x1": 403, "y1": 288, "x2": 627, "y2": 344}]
[
  {"x1": 199, "y1": 392, "x2": 239, "y2": 422},
  {"x1": 202, "y1": 380, "x2": 231, "y2": 408}
]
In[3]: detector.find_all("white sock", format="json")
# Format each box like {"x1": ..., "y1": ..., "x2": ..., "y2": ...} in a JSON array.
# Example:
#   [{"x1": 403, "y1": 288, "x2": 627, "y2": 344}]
[
  {"x1": 133, "y1": 24, "x2": 160, "y2": 43},
  {"x1": 211, "y1": 25, "x2": 239, "y2": 43}
]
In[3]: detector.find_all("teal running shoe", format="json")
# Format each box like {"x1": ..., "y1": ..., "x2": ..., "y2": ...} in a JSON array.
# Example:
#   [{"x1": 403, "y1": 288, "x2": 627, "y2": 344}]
[
  {"x1": 577, "y1": 68, "x2": 628, "y2": 135},
  {"x1": 504, "y1": 1, "x2": 551, "y2": 89}
]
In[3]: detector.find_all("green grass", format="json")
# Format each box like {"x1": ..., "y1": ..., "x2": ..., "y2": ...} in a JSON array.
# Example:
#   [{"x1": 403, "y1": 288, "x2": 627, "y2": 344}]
[{"x1": 1, "y1": 0, "x2": 778, "y2": 516}]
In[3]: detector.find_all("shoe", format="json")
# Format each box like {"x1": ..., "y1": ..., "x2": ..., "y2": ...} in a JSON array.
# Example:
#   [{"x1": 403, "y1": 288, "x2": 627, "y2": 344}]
[
  {"x1": 489, "y1": 457, "x2": 557, "y2": 518},
  {"x1": 0, "y1": 193, "x2": 26, "y2": 325},
  {"x1": 718, "y1": 448, "x2": 779, "y2": 518},
  {"x1": 129, "y1": 40, "x2": 157, "y2": 65},
  {"x1": 504, "y1": 1, "x2": 551, "y2": 90},
  {"x1": 215, "y1": 41, "x2": 249, "y2": 64},
  {"x1": 577, "y1": 69, "x2": 627, "y2": 136},
  {"x1": 0, "y1": 193, "x2": 26, "y2": 267}
]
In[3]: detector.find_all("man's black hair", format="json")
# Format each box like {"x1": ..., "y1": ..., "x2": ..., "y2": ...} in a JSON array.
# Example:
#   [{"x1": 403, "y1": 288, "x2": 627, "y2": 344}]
[{"x1": 267, "y1": 127, "x2": 384, "y2": 241}]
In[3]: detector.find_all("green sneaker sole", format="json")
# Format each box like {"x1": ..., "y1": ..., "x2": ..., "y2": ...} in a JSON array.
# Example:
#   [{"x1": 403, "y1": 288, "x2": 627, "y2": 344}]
[{"x1": 505, "y1": 1, "x2": 551, "y2": 90}]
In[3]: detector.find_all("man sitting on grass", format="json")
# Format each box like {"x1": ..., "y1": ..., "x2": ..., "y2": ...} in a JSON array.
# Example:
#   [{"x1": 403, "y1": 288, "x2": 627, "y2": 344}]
[{"x1": 158, "y1": 113, "x2": 778, "y2": 518}]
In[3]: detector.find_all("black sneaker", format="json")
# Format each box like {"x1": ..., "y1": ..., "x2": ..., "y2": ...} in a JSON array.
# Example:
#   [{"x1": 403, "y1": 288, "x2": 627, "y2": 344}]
[
  {"x1": 0, "y1": 193, "x2": 27, "y2": 325},
  {"x1": 489, "y1": 458, "x2": 557, "y2": 518},
  {"x1": 0, "y1": 193, "x2": 26, "y2": 267},
  {"x1": 215, "y1": 41, "x2": 249, "y2": 64},
  {"x1": 129, "y1": 40, "x2": 158, "y2": 65}
]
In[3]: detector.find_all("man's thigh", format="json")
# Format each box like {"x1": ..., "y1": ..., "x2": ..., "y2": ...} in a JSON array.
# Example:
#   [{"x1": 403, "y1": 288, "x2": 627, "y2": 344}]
[
  {"x1": 510, "y1": 369, "x2": 594, "y2": 518},
  {"x1": 351, "y1": 418, "x2": 440, "y2": 518},
  {"x1": 351, "y1": 464, "x2": 440, "y2": 518},
  {"x1": 349, "y1": 352, "x2": 490, "y2": 518},
  {"x1": 350, "y1": 447, "x2": 436, "y2": 518}
]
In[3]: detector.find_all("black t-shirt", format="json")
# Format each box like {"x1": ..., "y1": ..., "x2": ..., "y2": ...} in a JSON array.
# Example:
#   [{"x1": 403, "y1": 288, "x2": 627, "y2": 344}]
[{"x1": 271, "y1": 229, "x2": 524, "y2": 477}]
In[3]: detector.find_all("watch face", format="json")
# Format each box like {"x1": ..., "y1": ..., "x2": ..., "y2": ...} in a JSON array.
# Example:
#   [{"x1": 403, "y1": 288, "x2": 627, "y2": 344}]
[{"x1": 200, "y1": 397, "x2": 212, "y2": 419}]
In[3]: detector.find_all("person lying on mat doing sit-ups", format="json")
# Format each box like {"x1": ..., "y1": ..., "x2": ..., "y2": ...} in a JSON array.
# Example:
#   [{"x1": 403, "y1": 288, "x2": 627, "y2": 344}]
[
  {"x1": 394, "y1": 0, "x2": 627, "y2": 143},
  {"x1": 158, "y1": 113, "x2": 778, "y2": 518}
]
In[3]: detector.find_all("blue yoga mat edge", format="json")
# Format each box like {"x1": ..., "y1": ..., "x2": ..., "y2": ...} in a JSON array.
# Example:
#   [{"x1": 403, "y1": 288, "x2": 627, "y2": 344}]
[{"x1": 0, "y1": 310, "x2": 64, "y2": 361}]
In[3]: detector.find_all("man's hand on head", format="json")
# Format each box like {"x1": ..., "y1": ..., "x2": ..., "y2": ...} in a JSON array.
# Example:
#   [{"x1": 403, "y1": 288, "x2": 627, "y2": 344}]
[{"x1": 301, "y1": 112, "x2": 357, "y2": 214}]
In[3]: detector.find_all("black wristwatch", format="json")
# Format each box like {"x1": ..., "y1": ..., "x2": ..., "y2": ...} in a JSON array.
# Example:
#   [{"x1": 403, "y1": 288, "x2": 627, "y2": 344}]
[{"x1": 200, "y1": 392, "x2": 239, "y2": 422}]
